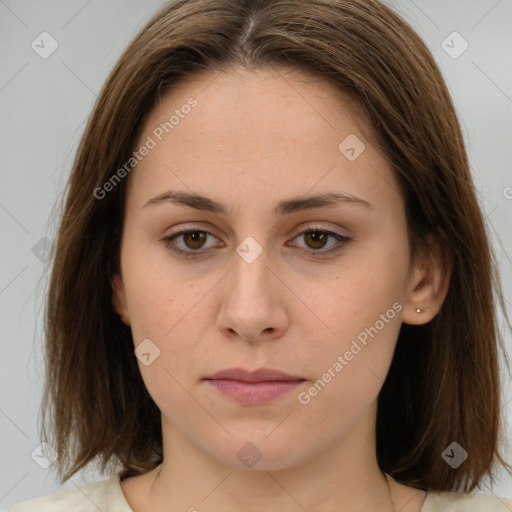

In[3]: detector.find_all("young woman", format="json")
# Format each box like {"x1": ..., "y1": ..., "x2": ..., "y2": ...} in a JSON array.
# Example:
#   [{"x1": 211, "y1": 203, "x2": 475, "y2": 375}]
[{"x1": 11, "y1": 0, "x2": 512, "y2": 511}]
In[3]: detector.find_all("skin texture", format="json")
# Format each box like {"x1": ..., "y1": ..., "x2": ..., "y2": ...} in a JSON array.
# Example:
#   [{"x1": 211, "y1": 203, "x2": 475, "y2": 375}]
[{"x1": 112, "y1": 66, "x2": 451, "y2": 512}]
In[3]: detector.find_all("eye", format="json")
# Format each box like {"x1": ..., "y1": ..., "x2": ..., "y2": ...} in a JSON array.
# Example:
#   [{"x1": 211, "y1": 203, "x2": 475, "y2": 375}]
[
  {"x1": 161, "y1": 229, "x2": 222, "y2": 257},
  {"x1": 161, "y1": 226, "x2": 352, "y2": 258},
  {"x1": 288, "y1": 227, "x2": 352, "y2": 257}
]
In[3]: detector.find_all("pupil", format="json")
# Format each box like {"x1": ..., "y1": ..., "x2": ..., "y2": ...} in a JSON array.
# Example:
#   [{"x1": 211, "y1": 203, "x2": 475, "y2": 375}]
[
  {"x1": 186, "y1": 231, "x2": 205, "y2": 248},
  {"x1": 307, "y1": 231, "x2": 326, "y2": 249}
]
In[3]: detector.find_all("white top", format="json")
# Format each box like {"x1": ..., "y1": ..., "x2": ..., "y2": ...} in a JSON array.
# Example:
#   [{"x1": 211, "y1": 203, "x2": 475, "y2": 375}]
[{"x1": 9, "y1": 471, "x2": 512, "y2": 511}]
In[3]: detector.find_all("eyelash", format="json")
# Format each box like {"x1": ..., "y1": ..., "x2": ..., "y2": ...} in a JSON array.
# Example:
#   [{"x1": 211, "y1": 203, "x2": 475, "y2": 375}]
[{"x1": 161, "y1": 226, "x2": 352, "y2": 259}]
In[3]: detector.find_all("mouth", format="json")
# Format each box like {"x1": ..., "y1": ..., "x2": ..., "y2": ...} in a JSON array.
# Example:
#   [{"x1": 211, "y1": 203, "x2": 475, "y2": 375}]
[{"x1": 203, "y1": 367, "x2": 306, "y2": 405}]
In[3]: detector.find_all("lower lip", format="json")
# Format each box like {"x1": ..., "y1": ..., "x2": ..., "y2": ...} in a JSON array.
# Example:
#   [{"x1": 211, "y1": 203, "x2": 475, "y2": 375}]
[{"x1": 205, "y1": 379, "x2": 305, "y2": 405}]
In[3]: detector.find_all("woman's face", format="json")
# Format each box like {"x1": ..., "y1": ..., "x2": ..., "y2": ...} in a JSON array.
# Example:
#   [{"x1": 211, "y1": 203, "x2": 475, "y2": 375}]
[{"x1": 113, "y1": 66, "x2": 437, "y2": 470}]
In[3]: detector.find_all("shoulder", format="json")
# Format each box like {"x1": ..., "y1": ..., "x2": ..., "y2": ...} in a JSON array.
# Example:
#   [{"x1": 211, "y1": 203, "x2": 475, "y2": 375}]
[
  {"x1": 9, "y1": 473, "x2": 132, "y2": 512},
  {"x1": 422, "y1": 489, "x2": 512, "y2": 511}
]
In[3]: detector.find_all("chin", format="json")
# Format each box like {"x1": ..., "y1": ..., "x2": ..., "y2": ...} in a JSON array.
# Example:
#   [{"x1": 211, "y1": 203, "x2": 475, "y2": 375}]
[{"x1": 201, "y1": 432, "x2": 319, "y2": 472}]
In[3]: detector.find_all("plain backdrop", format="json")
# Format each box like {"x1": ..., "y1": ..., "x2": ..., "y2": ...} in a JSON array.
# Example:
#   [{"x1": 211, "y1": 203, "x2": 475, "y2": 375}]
[{"x1": 1, "y1": 0, "x2": 511, "y2": 509}]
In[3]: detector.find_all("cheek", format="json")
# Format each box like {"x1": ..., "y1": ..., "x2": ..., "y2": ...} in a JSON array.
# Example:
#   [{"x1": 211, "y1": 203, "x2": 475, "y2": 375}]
[
  {"x1": 310, "y1": 258, "x2": 405, "y2": 341},
  {"x1": 297, "y1": 308, "x2": 403, "y2": 435},
  {"x1": 121, "y1": 246, "x2": 215, "y2": 379},
  {"x1": 299, "y1": 245, "x2": 407, "y2": 390},
  {"x1": 120, "y1": 236, "x2": 188, "y2": 338}
]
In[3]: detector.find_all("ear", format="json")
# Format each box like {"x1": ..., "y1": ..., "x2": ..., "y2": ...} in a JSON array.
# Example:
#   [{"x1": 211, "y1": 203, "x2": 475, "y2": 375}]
[
  {"x1": 112, "y1": 273, "x2": 131, "y2": 326},
  {"x1": 402, "y1": 232, "x2": 452, "y2": 325}
]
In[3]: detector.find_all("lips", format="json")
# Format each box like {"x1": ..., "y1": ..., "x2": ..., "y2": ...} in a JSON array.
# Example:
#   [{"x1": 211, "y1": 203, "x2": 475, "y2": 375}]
[
  {"x1": 203, "y1": 367, "x2": 306, "y2": 405},
  {"x1": 204, "y1": 367, "x2": 305, "y2": 383}
]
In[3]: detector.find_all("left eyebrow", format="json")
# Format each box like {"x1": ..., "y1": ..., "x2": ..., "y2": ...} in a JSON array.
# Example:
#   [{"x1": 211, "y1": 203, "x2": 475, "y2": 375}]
[
  {"x1": 276, "y1": 192, "x2": 374, "y2": 215},
  {"x1": 142, "y1": 190, "x2": 374, "y2": 215}
]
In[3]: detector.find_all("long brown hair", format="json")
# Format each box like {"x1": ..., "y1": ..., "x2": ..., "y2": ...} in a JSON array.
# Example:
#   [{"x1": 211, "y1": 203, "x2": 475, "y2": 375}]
[{"x1": 40, "y1": 0, "x2": 511, "y2": 492}]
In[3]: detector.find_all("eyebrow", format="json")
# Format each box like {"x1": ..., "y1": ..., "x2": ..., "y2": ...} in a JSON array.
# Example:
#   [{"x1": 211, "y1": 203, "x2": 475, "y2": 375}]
[{"x1": 142, "y1": 190, "x2": 374, "y2": 215}]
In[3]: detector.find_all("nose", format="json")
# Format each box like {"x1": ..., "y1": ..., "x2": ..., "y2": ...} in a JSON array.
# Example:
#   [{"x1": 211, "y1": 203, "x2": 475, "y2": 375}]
[{"x1": 216, "y1": 244, "x2": 289, "y2": 343}]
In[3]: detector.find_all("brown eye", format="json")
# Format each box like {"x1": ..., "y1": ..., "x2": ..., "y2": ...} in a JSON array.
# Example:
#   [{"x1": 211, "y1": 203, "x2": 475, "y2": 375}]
[
  {"x1": 162, "y1": 229, "x2": 221, "y2": 257},
  {"x1": 303, "y1": 231, "x2": 329, "y2": 250},
  {"x1": 289, "y1": 228, "x2": 352, "y2": 257},
  {"x1": 182, "y1": 231, "x2": 207, "y2": 249}
]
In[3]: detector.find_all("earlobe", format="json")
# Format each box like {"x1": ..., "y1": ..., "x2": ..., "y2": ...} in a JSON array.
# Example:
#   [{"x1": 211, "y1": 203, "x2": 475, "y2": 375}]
[
  {"x1": 111, "y1": 273, "x2": 131, "y2": 326},
  {"x1": 402, "y1": 234, "x2": 452, "y2": 326}
]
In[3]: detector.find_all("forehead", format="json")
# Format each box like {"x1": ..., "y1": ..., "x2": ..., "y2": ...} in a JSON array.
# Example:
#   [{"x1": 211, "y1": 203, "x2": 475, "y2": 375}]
[
  {"x1": 143, "y1": 65, "x2": 371, "y2": 144},
  {"x1": 126, "y1": 66, "x2": 402, "y2": 216}
]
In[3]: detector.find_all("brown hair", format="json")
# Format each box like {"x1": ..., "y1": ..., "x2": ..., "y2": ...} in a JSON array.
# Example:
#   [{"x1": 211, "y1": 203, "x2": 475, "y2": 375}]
[{"x1": 40, "y1": 0, "x2": 511, "y2": 493}]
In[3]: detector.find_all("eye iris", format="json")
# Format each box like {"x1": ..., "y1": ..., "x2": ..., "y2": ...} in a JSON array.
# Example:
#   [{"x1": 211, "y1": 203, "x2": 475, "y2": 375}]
[
  {"x1": 304, "y1": 231, "x2": 327, "y2": 249},
  {"x1": 183, "y1": 231, "x2": 206, "y2": 249}
]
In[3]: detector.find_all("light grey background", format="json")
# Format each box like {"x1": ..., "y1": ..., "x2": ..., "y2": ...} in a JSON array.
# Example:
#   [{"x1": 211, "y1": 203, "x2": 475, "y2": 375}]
[{"x1": 1, "y1": 0, "x2": 511, "y2": 509}]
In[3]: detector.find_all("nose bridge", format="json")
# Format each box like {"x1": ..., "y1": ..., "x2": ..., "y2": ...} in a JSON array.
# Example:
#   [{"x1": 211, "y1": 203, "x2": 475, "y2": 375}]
[
  {"x1": 215, "y1": 234, "x2": 284, "y2": 336},
  {"x1": 231, "y1": 236, "x2": 272, "y2": 299}
]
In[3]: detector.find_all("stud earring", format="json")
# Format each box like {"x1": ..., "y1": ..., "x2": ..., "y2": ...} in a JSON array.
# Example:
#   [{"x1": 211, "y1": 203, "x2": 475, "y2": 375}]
[{"x1": 416, "y1": 306, "x2": 430, "y2": 314}]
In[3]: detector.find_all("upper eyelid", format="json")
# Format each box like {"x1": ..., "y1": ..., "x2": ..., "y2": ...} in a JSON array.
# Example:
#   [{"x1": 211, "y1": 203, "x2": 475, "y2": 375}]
[{"x1": 165, "y1": 222, "x2": 348, "y2": 237}]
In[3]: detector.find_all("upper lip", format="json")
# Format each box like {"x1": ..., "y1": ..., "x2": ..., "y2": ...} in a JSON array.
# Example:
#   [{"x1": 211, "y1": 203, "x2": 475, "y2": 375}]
[{"x1": 204, "y1": 367, "x2": 305, "y2": 382}]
